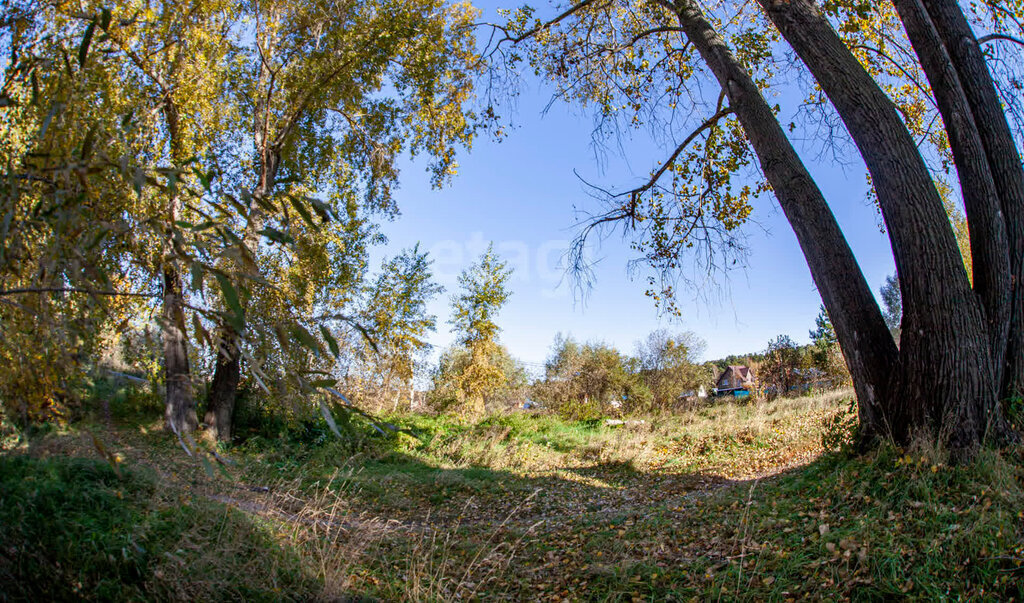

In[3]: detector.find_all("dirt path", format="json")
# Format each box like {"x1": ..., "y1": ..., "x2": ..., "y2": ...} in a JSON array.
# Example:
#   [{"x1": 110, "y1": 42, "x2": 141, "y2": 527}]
[
  {"x1": 197, "y1": 452, "x2": 811, "y2": 542},
  {"x1": 22, "y1": 420, "x2": 817, "y2": 543}
]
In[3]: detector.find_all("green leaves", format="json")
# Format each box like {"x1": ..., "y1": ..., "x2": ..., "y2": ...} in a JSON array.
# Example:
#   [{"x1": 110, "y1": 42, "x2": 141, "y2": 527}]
[
  {"x1": 215, "y1": 274, "x2": 245, "y2": 332},
  {"x1": 441, "y1": 244, "x2": 515, "y2": 418},
  {"x1": 358, "y1": 243, "x2": 442, "y2": 391},
  {"x1": 320, "y1": 325, "x2": 340, "y2": 358},
  {"x1": 451, "y1": 243, "x2": 513, "y2": 347},
  {"x1": 1, "y1": 0, "x2": 482, "y2": 440},
  {"x1": 190, "y1": 262, "x2": 205, "y2": 296},
  {"x1": 287, "y1": 194, "x2": 317, "y2": 227},
  {"x1": 319, "y1": 399, "x2": 343, "y2": 437},
  {"x1": 257, "y1": 227, "x2": 294, "y2": 246},
  {"x1": 290, "y1": 323, "x2": 322, "y2": 356},
  {"x1": 192, "y1": 312, "x2": 210, "y2": 347}
]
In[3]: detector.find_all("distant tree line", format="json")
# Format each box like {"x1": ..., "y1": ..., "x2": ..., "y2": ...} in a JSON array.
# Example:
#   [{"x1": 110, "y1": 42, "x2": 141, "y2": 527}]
[{"x1": 429, "y1": 303, "x2": 853, "y2": 421}]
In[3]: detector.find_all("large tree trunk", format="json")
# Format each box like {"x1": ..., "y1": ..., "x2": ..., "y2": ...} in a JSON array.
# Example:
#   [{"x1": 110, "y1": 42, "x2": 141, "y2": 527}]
[
  {"x1": 892, "y1": 0, "x2": 1011, "y2": 387},
  {"x1": 159, "y1": 99, "x2": 198, "y2": 434},
  {"x1": 204, "y1": 155, "x2": 278, "y2": 441},
  {"x1": 667, "y1": 0, "x2": 899, "y2": 444},
  {"x1": 204, "y1": 38, "x2": 284, "y2": 441},
  {"x1": 162, "y1": 264, "x2": 198, "y2": 434},
  {"x1": 923, "y1": 0, "x2": 1024, "y2": 403},
  {"x1": 758, "y1": 0, "x2": 1011, "y2": 457},
  {"x1": 205, "y1": 328, "x2": 241, "y2": 441},
  {"x1": 204, "y1": 241, "x2": 254, "y2": 442}
]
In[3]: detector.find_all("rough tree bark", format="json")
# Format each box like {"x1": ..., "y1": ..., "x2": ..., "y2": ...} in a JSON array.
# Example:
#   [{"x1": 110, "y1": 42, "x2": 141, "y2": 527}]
[
  {"x1": 204, "y1": 142, "x2": 280, "y2": 442},
  {"x1": 664, "y1": 0, "x2": 899, "y2": 443},
  {"x1": 204, "y1": 173, "x2": 275, "y2": 442},
  {"x1": 758, "y1": 0, "x2": 1013, "y2": 456},
  {"x1": 162, "y1": 258, "x2": 198, "y2": 434},
  {"x1": 892, "y1": 0, "x2": 1011, "y2": 386},
  {"x1": 205, "y1": 331, "x2": 241, "y2": 441},
  {"x1": 922, "y1": 0, "x2": 1024, "y2": 403}
]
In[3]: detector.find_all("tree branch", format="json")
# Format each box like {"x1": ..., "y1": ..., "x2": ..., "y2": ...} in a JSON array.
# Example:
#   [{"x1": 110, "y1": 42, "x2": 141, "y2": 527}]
[
  {"x1": 0, "y1": 287, "x2": 158, "y2": 298},
  {"x1": 978, "y1": 32, "x2": 1024, "y2": 48},
  {"x1": 849, "y1": 43, "x2": 938, "y2": 112},
  {"x1": 510, "y1": 0, "x2": 603, "y2": 44},
  {"x1": 620, "y1": 101, "x2": 733, "y2": 216}
]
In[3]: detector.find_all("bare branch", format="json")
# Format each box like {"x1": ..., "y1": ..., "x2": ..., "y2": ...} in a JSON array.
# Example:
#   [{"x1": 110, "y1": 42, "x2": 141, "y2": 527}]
[
  {"x1": 619, "y1": 102, "x2": 733, "y2": 215},
  {"x1": 850, "y1": 43, "x2": 938, "y2": 112},
  {"x1": 978, "y1": 32, "x2": 1024, "y2": 48},
  {"x1": 509, "y1": 0, "x2": 603, "y2": 44}
]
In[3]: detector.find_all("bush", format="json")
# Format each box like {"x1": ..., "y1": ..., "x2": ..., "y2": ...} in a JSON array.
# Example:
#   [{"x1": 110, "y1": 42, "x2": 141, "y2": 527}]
[
  {"x1": 620, "y1": 381, "x2": 654, "y2": 414},
  {"x1": 229, "y1": 384, "x2": 296, "y2": 441},
  {"x1": 820, "y1": 397, "x2": 858, "y2": 454},
  {"x1": 553, "y1": 397, "x2": 605, "y2": 422},
  {"x1": 229, "y1": 385, "x2": 351, "y2": 447},
  {"x1": 86, "y1": 376, "x2": 162, "y2": 424}
]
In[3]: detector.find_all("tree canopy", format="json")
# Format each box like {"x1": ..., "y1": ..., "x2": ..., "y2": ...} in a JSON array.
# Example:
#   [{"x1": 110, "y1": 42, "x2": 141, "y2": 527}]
[{"x1": 0, "y1": 0, "x2": 485, "y2": 439}]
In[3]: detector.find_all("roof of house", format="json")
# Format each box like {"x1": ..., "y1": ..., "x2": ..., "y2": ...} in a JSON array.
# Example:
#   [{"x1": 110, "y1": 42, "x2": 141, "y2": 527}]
[
  {"x1": 715, "y1": 366, "x2": 755, "y2": 391},
  {"x1": 722, "y1": 365, "x2": 753, "y2": 381}
]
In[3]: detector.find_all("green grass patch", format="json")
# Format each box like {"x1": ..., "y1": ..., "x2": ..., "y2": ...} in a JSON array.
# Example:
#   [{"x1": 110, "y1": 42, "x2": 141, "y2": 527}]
[{"x1": 0, "y1": 455, "x2": 318, "y2": 601}]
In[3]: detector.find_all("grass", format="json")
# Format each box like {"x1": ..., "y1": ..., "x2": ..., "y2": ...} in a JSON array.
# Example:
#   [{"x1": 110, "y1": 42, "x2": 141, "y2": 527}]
[
  {"x1": 2, "y1": 388, "x2": 1022, "y2": 600},
  {"x1": 0, "y1": 455, "x2": 319, "y2": 601},
  {"x1": 612, "y1": 444, "x2": 1024, "y2": 600}
]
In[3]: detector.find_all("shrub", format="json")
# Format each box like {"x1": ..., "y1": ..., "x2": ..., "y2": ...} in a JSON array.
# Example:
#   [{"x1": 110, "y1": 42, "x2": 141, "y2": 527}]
[
  {"x1": 820, "y1": 397, "x2": 859, "y2": 454},
  {"x1": 553, "y1": 396, "x2": 605, "y2": 422}
]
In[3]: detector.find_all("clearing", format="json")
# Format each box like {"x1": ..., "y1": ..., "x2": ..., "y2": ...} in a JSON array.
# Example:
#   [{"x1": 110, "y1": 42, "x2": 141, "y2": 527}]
[{"x1": 2, "y1": 389, "x2": 1022, "y2": 601}]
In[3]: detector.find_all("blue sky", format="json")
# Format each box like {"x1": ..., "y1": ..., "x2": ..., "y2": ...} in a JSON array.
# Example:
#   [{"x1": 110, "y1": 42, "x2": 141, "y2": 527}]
[{"x1": 371, "y1": 6, "x2": 899, "y2": 371}]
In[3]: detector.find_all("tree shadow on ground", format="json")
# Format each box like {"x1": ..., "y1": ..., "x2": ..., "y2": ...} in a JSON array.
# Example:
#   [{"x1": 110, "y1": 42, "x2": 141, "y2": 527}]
[
  {"x1": 0, "y1": 452, "x2": 344, "y2": 601},
  {"x1": 3, "y1": 418, "x2": 853, "y2": 602},
  {"x1": 299, "y1": 449, "x2": 770, "y2": 534}
]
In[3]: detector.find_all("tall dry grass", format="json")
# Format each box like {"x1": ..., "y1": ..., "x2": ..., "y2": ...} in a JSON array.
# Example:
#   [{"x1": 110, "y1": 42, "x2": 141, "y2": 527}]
[{"x1": 410, "y1": 388, "x2": 855, "y2": 476}]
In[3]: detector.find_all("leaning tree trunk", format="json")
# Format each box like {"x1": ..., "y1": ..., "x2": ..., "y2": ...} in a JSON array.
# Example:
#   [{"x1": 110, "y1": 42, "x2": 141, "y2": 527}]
[
  {"x1": 666, "y1": 0, "x2": 899, "y2": 444},
  {"x1": 923, "y1": 0, "x2": 1024, "y2": 403},
  {"x1": 758, "y1": 0, "x2": 1013, "y2": 457},
  {"x1": 892, "y1": 0, "x2": 1011, "y2": 389}
]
